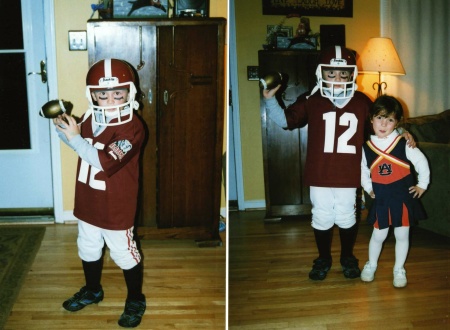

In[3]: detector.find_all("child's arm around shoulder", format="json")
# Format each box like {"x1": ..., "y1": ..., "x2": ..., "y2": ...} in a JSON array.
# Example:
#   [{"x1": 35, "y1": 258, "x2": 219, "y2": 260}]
[
  {"x1": 406, "y1": 144, "x2": 430, "y2": 198},
  {"x1": 397, "y1": 127, "x2": 416, "y2": 148},
  {"x1": 361, "y1": 147, "x2": 375, "y2": 198}
]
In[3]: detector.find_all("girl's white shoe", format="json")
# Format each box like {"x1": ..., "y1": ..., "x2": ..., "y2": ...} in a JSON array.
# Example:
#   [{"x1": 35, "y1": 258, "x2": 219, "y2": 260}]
[
  {"x1": 361, "y1": 261, "x2": 377, "y2": 282},
  {"x1": 393, "y1": 268, "x2": 407, "y2": 288}
]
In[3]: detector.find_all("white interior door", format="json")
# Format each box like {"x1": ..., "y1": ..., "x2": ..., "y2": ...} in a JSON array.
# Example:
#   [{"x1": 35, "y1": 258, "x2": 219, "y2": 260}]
[{"x1": 0, "y1": 0, "x2": 53, "y2": 213}]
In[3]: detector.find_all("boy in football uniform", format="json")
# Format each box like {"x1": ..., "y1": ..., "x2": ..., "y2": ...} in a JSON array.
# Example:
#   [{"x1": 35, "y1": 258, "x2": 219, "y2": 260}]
[
  {"x1": 53, "y1": 58, "x2": 146, "y2": 327},
  {"x1": 262, "y1": 46, "x2": 415, "y2": 281}
]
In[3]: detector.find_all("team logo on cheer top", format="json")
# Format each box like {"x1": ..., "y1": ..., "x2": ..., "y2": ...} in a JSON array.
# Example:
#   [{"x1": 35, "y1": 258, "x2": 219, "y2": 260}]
[{"x1": 378, "y1": 163, "x2": 392, "y2": 176}]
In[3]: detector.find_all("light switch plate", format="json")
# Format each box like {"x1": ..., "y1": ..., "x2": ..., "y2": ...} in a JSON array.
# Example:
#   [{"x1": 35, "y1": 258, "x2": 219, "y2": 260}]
[{"x1": 68, "y1": 30, "x2": 87, "y2": 51}]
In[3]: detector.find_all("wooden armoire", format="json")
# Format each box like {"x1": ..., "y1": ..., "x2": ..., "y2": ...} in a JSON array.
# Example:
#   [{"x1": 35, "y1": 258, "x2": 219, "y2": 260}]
[
  {"x1": 87, "y1": 19, "x2": 226, "y2": 241},
  {"x1": 258, "y1": 49, "x2": 319, "y2": 220}
]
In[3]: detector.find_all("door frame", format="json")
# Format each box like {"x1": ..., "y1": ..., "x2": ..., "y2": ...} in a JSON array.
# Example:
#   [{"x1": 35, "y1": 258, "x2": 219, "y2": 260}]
[
  {"x1": 44, "y1": 0, "x2": 64, "y2": 223},
  {"x1": 229, "y1": 0, "x2": 245, "y2": 210}
]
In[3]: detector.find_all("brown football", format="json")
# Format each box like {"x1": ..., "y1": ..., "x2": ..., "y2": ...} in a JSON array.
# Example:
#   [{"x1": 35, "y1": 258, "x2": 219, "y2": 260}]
[
  {"x1": 39, "y1": 99, "x2": 73, "y2": 118},
  {"x1": 259, "y1": 72, "x2": 283, "y2": 90}
]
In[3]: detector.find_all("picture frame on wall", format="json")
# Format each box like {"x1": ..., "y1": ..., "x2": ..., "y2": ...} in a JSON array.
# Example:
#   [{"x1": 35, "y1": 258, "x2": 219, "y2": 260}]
[
  {"x1": 174, "y1": 0, "x2": 209, "y2": 17},
  {"x1": 266, "y1": 25, "x2": 293, "y2": 49},
  {"x1": 262, "y1": 0, "x2": 353, "y2": 17},
  {"x1": 267, "y1": 25, "x2": 293, "y2": 38},
  {"x1": 113, "y1": 0, "x2": 169, "y2": 18}
]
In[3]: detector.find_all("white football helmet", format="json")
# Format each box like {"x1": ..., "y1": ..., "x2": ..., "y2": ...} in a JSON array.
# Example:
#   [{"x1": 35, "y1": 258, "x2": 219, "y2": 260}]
[{"x1": 86, "y1": 58, "x2": 139, "y2": 126}]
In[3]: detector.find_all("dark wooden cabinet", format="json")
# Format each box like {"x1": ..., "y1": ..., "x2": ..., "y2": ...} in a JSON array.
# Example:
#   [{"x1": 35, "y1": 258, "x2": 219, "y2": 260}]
[
  {"x1": 87, "y1": 19, "x2": 226, "y2": 240},
  {"x1": 259, "y1": 50, "x2": 318, "y2": 220}
]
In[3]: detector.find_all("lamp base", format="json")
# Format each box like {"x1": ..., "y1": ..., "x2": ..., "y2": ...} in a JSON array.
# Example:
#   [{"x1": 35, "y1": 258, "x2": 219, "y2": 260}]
[{"x1": 373, "y1": 80, "x2": 387, "y2": 98}]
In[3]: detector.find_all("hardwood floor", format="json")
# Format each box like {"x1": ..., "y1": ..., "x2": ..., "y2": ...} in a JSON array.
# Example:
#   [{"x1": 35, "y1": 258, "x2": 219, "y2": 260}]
[
  {"x1": 4, "y1": 212, "x2": 449, "y2": 329},
  {"x1": 229, "y1": 210, "x2": 450, "y2": 330},
  {"x1": 5, "y1": 224, "x2": 225, "y2": 329}
]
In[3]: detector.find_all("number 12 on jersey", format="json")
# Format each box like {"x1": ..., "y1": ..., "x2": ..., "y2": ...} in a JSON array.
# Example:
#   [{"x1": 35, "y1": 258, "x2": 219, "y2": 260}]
[{"x1": 323, "y1": 112, "x2": 357, "y2": 154}]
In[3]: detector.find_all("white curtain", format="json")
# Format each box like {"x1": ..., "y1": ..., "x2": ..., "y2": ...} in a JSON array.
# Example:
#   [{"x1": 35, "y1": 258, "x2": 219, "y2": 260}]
[{"x1": 381, "y1": 0, "x2": 450, "y2": 117}]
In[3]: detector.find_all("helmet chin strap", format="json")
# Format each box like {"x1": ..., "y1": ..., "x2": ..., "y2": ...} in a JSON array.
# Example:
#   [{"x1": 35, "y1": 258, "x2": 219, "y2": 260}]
[
  {"x1": 329, "y1": 96, "x2": 352, "y2": 108},
  {"x1": 104, "y1": 106, "x2": 130, "y2": 118},
  {"x1": 323, "y1": 88, "x2": 354, "y2": 108},
  {"x1": 92, "y1": 105, "x2": 133, "y2": 125},
  {"x1": 307, "y1": 83, "x2": 355, "y2": 108}
]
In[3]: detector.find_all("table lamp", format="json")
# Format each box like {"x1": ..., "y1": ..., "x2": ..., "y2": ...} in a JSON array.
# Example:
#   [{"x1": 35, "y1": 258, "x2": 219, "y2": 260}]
[{"x1": 359, "y1": 37, "x2": 406, "y2": 97}]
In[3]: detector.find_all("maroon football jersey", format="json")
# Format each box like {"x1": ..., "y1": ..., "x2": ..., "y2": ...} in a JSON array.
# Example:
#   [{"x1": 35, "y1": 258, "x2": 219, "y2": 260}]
[
  {"x1": 285, "y1": 91, "x2": 372, "y2": 188},
  {"x1": 73, "y1": 113, "x2": 145, "y2": 230}
]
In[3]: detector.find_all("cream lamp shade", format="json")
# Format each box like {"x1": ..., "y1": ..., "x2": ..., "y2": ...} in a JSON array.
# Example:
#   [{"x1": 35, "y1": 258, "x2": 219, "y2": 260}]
[{"x1": 359, "y1": 37, "x2": 405, "y2": 96}]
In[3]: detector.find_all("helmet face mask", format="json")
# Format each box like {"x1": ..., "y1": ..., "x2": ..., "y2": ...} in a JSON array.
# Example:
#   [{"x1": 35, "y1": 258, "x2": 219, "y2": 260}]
[
  {"x1": 319, "y1": 66, "x2": 355, "y2": 99},
  {"x1": 86, "y1": 59, "x2": 139, "y2": 126},
  {"x1": 315, "y1": 46, "x2": 358, "y2": 105}
]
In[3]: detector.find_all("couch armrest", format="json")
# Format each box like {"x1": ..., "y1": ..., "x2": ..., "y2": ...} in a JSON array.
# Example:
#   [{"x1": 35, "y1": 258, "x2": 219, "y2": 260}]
[{"x1": 411, "y1": 142, "x2": 449, "y2": 236}]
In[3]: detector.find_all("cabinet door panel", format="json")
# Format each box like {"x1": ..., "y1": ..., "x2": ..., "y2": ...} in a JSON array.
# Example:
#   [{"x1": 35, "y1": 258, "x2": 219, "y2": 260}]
[
  {"x1": 90, "y1": 25, "x2": 138, "y2": 63},
  {"x1": 158, "y1": 25, "x2": 221, "y2": 228},
  {"x1": 259, "y1": 50, "x2": 318, "y2": 217}
]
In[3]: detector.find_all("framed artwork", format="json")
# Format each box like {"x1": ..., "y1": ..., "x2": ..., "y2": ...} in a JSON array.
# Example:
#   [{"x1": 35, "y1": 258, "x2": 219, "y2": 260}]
[
  {"x1": 265, "y1": 25, "x2": 293, "y2": 48},
  {"x1": 113, "y1": 0, "x2": 169, "y2": 18},
  {"x1": 267, "y1": 25, "x2": 293, "y2": 38},
  {"x1": 262, "y1": 0, "x2": 353, "y2": 17}
]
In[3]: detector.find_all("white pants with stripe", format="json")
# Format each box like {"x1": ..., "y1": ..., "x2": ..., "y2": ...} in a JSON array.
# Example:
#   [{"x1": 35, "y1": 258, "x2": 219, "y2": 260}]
[{"x1": 77, "y1": 220, "x2": 141, "y2": 270}]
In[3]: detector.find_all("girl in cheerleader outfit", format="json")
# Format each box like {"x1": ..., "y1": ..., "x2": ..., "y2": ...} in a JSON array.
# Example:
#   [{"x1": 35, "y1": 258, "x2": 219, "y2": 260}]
[{"x1": 360, "y1": 95, "x2": 429, "y2": 288}]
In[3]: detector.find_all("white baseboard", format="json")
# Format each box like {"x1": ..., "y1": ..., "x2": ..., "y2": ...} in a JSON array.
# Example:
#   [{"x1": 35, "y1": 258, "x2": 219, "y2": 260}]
[{"x1": 56, "y1": 210, "x2": 78, "y2": 224}]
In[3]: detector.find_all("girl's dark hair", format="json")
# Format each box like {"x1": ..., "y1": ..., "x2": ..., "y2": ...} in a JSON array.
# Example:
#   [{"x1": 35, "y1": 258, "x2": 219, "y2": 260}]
[{"x1": 371, "y1": 95, "x2": 404, "y2": 121}]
